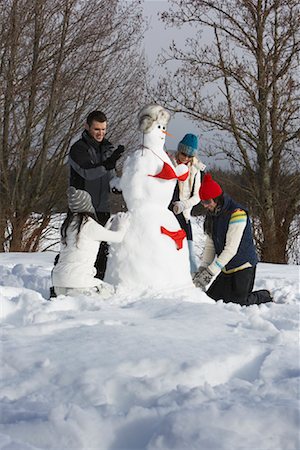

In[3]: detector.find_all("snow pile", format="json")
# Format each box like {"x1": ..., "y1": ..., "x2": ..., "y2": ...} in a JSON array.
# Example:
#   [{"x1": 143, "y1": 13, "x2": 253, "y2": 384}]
[{"x1": 0, "y1": 250, "x2": 299, "y2": 450}]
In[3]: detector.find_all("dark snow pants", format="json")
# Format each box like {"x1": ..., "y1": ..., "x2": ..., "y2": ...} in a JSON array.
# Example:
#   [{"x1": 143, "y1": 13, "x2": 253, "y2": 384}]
[
  {"x1": 206, "y1": 266, "x2": 273, "y2": 306},
  {"x1": 95, "y1": 212, "x2": 110, "y2": 280},
  {"x1": 174, "y1": 212, "x2": 193, "y2": 240}
]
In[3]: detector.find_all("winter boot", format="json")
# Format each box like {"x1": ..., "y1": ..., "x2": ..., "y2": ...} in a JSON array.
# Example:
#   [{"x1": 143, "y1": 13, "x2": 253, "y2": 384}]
[
  {"x1": 248, "y1": 289, "x2": 273, "y2": 305},
  {"x1": 48, "y1": 286, "x2": 57, "y2": 300}
]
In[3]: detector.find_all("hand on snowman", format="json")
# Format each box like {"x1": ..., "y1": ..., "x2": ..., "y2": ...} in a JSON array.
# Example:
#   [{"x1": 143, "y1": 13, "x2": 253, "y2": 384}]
[
  {"x1": 173, "y1": 201, "x2": 185, "y2": 215},
  {"x1": 103, "y1": 145, "x2": 125, "y2": 170},
  {"x1": 192, "y1": 267, "x2": 214, "y2": 290},
  {"x1": 110, "y1": 212, "x2": 130, "y2": 234}
]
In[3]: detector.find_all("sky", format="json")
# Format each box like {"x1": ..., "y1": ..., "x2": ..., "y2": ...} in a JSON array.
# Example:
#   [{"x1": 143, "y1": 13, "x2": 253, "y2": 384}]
[
  {"x1": 141, "y1": 1, "x2": 228, "y2": 169},
  {"x1": 142, "y1": 1, "x2": 205, "y2": 153}
]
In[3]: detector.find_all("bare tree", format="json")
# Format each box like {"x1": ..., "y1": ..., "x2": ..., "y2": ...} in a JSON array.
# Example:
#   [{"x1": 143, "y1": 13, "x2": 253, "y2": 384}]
[
  {"x1": 0, "y1": 0, "x2": 147, "y2": 252},
  {"x1": 156, "y1": 0, "x2": 300, "y2": 263}
]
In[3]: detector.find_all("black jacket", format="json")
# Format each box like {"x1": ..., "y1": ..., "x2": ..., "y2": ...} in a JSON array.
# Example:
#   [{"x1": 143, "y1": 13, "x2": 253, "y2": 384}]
[
  {"x1": 69, "y1": 131, "x2": 114, "y2": 213},
  {"x1": 206, "y1": 194, "x2": 258, "y2": 271}
]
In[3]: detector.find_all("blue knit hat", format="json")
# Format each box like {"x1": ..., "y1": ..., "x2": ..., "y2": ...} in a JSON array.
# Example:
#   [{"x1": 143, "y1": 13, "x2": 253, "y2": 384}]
[{"x1": 177, "y1": 133, "x2": 199, "y2": 157}]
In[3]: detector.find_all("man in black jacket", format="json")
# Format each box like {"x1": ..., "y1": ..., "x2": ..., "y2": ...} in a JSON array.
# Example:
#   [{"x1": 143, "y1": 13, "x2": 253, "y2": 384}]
[{"x1": 69, "y1": 110, "x2": 125, "y2": 279}]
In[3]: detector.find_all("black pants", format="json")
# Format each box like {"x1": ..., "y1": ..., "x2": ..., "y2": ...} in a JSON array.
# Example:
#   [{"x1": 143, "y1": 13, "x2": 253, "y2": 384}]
[
  {"x1": 169, "y1": 184, "x2": 193, "y2": 241},
  {"x1": 174, "y1": 212, "x2": 193, "y2": 240},
  {"x1": 207, "y1": 266, "x2": 272, "y2": 306},
  {"x1": 95, "y1": 212, "x2": 110, "y2": 280}
]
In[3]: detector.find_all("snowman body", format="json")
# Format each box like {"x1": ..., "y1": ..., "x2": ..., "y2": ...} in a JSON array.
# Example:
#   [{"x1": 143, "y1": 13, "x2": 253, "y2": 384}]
[{"x1": 105, "y1": 122, "x2": 194, "y2": 292}]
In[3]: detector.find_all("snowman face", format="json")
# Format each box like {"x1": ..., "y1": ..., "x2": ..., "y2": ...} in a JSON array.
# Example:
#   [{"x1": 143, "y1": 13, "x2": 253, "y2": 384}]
[
  {"x1": 144, "y1": 122, "x2": 168, "y2": 150},
  {"x1": 156, "y1": 124, "x2": 167, "y2": 138}
]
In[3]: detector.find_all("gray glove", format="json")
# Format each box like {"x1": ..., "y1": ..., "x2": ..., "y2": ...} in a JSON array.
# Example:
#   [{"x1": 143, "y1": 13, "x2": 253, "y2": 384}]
[
  {"x1": 173, "y1": 201, "x2": 185, "y2": 215},
  {"x1": 192, "y1": 265, "x2": 206, "y2": 278},
  {"x1": 193, "y1": 267, "x2": 213, "y2": 290},
  {"x1": 197, "y1": 266, "x2": 207, "y2": 275}
]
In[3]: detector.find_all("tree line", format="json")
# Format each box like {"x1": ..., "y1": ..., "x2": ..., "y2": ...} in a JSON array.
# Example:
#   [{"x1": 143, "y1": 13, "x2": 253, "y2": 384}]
[
  {"x1": 0, "y1": 0, "x2": 146, "y2": 251},
  {"x1": 156, "y1": 0, "x2": 300, "y2": 264}
]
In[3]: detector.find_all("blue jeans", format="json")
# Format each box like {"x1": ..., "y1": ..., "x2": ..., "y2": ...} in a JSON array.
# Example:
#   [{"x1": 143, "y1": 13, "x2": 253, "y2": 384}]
[{"x1": 188, "y1": 239, "x2": 198, "y2": 274}]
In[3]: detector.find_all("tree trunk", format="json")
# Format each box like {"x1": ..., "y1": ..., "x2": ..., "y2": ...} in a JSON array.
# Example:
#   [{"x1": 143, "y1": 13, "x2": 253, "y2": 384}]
[
  {"x1": 0, "y1": 0, "x2": 146, "y2": 252},
  {"x1": 9, "y1": 214, "x2": 27, "y2": 252},
  {"x1": 260, "y1": 219, "x2": 288, "y2": 263}
]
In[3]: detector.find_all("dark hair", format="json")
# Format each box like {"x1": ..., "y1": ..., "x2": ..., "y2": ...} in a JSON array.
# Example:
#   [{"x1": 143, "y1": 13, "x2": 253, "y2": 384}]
[
  {"x1": 203, "y1": 193, "x2": 225, "y2": 237},
  {"x1": 86, "y1": 110, "x2": 107, "y2": 126},
  {"x1": 214, "y1": 193, "x2": 224, "y2": 207},
  {"x1": 61, "y1": 210, "x2": 96, "y2": 246}
]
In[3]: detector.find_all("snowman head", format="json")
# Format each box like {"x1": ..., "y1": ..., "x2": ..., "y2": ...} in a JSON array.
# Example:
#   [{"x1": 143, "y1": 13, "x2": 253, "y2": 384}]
[
  {"x1": 138, "y1": 104, "x2": 171, "y2": 150},
  {"x1": 138, "y1": 104, "x2": 170, "y2": 134}
]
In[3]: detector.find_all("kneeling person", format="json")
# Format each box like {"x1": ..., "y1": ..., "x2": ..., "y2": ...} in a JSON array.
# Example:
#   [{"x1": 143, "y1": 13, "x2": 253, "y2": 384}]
[
  {"x1": 193, "y1": 173, "x2": 272, "y2": 306},
  {"x1": 52, "y1": 187, "x2": 129, "y2": 297}
]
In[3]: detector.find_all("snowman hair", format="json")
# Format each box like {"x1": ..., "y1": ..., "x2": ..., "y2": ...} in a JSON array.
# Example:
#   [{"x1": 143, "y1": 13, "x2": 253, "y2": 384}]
[{"x1": 138, "y1": 104, "x2": 170, "y2": 134}]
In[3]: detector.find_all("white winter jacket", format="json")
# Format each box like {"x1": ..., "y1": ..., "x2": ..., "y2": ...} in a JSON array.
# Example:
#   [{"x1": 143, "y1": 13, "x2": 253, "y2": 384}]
[
  {"x1": 170, "y1": 154, "x2": 206, "y2": 221},
  {"x1": 52, "y1": 215, "x2": 127, "y2": 288}
]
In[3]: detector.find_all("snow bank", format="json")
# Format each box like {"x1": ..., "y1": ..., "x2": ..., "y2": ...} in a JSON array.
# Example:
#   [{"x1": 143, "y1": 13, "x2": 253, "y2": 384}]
[{"x1": 0, "y1": 252, "x2": 299, "y2": 450}]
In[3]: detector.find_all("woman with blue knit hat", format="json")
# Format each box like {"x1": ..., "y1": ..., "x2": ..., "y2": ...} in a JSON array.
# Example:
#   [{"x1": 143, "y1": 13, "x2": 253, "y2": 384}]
[{"x1": 169, "y1": 133, "x2": 206, "y2": 273}]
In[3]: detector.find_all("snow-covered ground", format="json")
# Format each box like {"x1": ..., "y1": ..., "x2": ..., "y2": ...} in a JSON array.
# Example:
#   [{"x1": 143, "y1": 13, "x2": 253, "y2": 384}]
[{"x1": 0, "y1": 220, "x2": 299, "y2": 450}]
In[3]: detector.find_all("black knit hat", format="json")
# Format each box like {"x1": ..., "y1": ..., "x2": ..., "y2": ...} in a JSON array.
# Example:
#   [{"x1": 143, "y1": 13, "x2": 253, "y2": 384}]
[{"x1": 67, "y1": 187, "x2": 96, "y2": 215}]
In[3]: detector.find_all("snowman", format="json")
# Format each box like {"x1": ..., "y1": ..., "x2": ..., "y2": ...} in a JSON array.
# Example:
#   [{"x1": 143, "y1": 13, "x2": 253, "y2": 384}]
[{"x1": 105, "y1": 104, "x2": 194, "y2": 292}]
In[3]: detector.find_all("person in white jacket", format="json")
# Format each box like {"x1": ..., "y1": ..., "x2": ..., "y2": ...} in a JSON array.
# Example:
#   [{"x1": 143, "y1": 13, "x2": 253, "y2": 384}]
[
  {"x1": 51, "y1": 187, "x2": 130, "y2": 297},
  {"x1": 169, "y1": 134, "x2": 206, "y2": 273}
]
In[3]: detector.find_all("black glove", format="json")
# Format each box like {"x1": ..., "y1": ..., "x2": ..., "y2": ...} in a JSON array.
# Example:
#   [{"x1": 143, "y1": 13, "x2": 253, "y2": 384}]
[{"x1": 102, "y1": 145, "x2": 125, "y2": 170}]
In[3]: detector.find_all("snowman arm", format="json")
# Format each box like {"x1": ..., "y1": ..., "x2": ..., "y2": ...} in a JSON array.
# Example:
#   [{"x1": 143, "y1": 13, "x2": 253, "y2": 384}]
[
  {"x1": 120, "y1": 151, "x2": 147, "y2": 200},
  {"x1": 128, "y1": 166, "x2": 145, "y2": 200}
]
